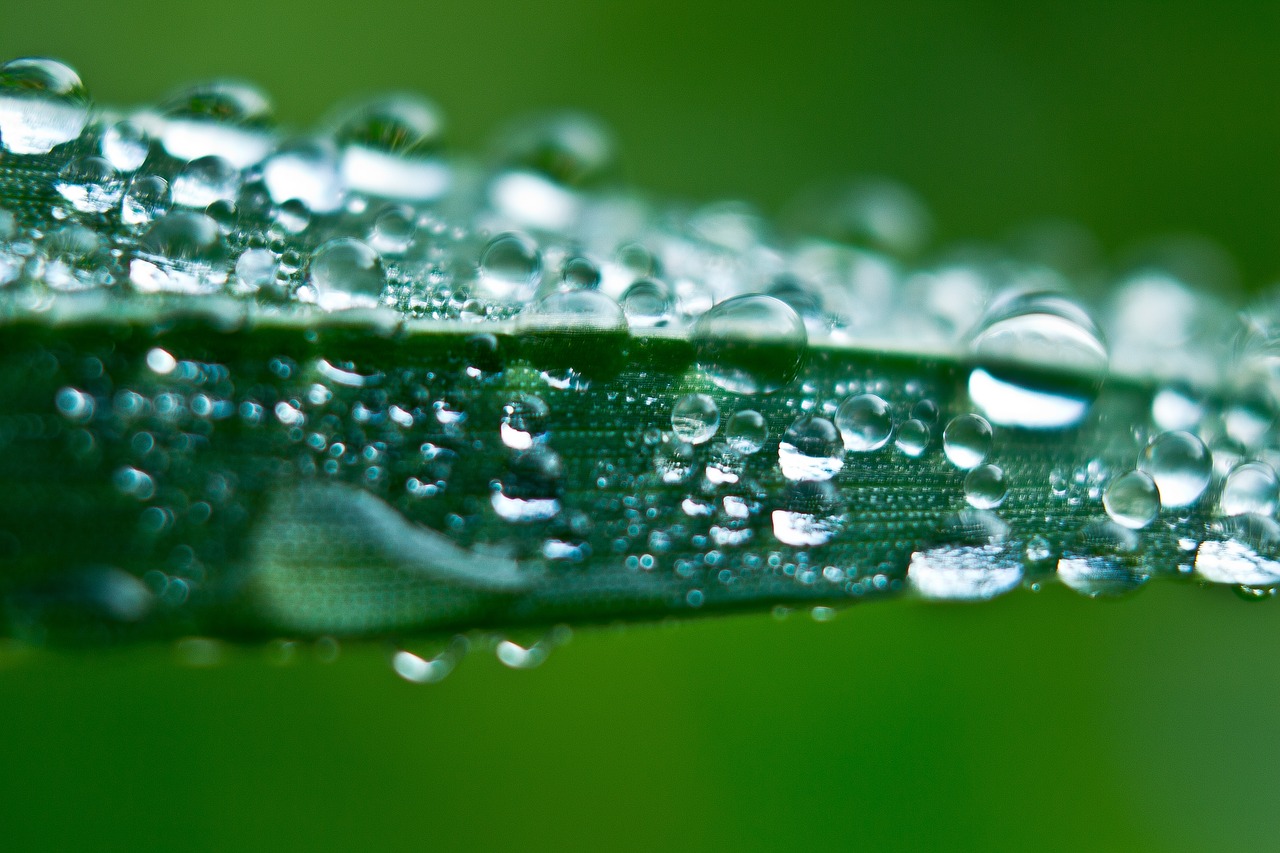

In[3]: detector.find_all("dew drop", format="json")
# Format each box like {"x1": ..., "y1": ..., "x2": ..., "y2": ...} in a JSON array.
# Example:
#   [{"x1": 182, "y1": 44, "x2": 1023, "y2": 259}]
[
  {"x1": 692, "y1": 295, "x2": 807, "y2": 395},
  {"x1": 771, "y1": 480, "x2": 844, "y2": 546},
  {"x1": 835, "y1": 393, "x2": 893, "y2": 452},
  {"x1": 500, "y1": 394, "x2": 550, "y2": 450},
  {"x1": 234, "y1": 248, "x2": 278, "y2": 291},
  {"x1": 963, "y1": 464, "x2": 1006, "y2": 509},
  {"x1": 55, "y1": 155, "x2": 123, "y2": 214},
  {"x1": 724, "y1": 409, "x2": 768, "y2": 455},
  {"x1": 942, "y1": 413, "x2": 992, "y2": 470},
  {"x1": 1138, "y1": 430, "x2": 1211, "y2": 508},
  {"x1": 120, "y1": 174, "x2": 171, "y2": 227},
  {"x1": 478, "y1": 231, "x2": 541, "y2": 302},
  {"x1": 908, "y1": 509, "x2": 1021, "y2": 600},
  {"x1": 100, "y1": 120, "x2": 150, "y2": 172},
  {"x1": 966, "y1": 291, "x2": 1108, "y2": 429},
  {"x1": 261, "y1": 139, "x2": 345, "y2": 214},
  {"x1": 130, "y1": 211, "x2": 229, "y2": 294},
  {"x1": 0, "y1": 57, "x2": 91, "y2": 155},
  {"x1": 671, "y1": 393, "x2": 720, "y2": 445},
  {"x1": 329, "y1": 93, "x2": 449, "y2": 200},
  {"x1": 560, "y1": 255, "x2": 601, "y2": 290},
  {"x1": 171, "y1": 155, "x2": 240, "y2": 209},
  {"x1": 620, "y1": 277, "x2": 673, "y2": 328},
  {"x1": 306, "y1": 238, "x2": 384, "y2": 311},
  {"x1": 1195, "y1": 514, "x2": 1280, "y2": 587},
  {"x1": 1220, "y1": 461, "x2": 1279, "y2": 517},
  {"x1": 1057, "y1": 520, "x2": 1149, "y2": 597},
  {"x1": 158, "y1": 80, "x2": 274, "y2": 168},
  {"x1": 1102, "y1": 470, "x2": 1160, "y2": 529},
  {"x1": 895, "y1": 418, "x2": 930, "y2": 457},
  {"x1": 778, "y1": 415, "x2": 843, "y2": 482}
]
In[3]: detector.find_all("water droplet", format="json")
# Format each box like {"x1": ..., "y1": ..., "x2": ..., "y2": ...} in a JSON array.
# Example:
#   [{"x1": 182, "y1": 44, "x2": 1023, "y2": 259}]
[
  {"x1": 908, "y1": 509, "x2": 1020, "y2": 600},
  {"x1": 120, "y1": 174, "x2": 171, "y2": 227},
  {"x1": 964, "y1": 464, "x2": 1006, "y2": 509},
  {"x1": 942, "y1": 413, "x2": 992, "y2": 470},
  {"x1": 724, "y1": 409, "x2": 768, "y2": 455},
  {"x1": 1102, "y1": 470, "x2": 1160, "y2": 529},
  {"x1": 653, "y1": 433, "x2": 695, "y2": 483},
  {"x1": 158, "y1": 81, "x2": 274, "y2": 168},
  {"x1": 1195, "y1": 514, "x2": 1280, "y2": 587},
  {"x1": 692, "y1": 295, "x2": 808, "y2": 395},
  {"x1": 478, "y1": 232, "x2": 540, "y2": 302},
  {"x1": 0, "y1": 57, "x2": 91, "y2": 155},
  {"x1": 667, "y1": 393, "x2": 720, "y2": 445},
  {"x1": 329, "y1": 93, "x2": 450, "y2": 200},
  {"x1": 492, "y1": 447, "x2": 562, "y2": 521},
  {"x1": 261, "y1": 139, "x2": 345, "y2": 214},
  {"x1": 966, "y1": 291, "x2": 1108, "y2": 429},
  {"x1": 306, "y1": 238, "x2": 384, "y2": 310},
  {"x1": 771, "y1": 480, "x2": 844, "y2": 546},
  {"x1": 234, "y1": 248, "x2": 278, "y2": 291},
  {"x1": 1057, "y1": 521, "x2": 1148, "y2": 597},
  {"x1": 130, "y1": 211, "x2": 229, "y2": 294},
  {"x1": 392, "y1": 637, "x2": 468, "y2": 684},
  {"x1": 621, "y1": 277, "x2": 673, "y2": 328},
  {"x1": 171, "y1": 155, "x2": 240, "y2": 208},
  {"x1": 54, "y1": 155, "x2": 123, "y2": 213},
  {"x1": 500, "y1": 394, "x2": 549, "y2": 450},
  {"x1": 1138, "y1": 430, "x2": 1211, "y2": 508},
  {"x1": 895, "y1": 418, "x2": 930, "y2": 457},
  {"x1": 835, "y1": 393, "x2": 893, "y2": 452},
  {"x1": 560, "y1": 255, "x2": 600, "y2": 290},
  {"x1": 516, "y1": 288, "x2": 627, "y2": 333},
  {"x1": 1220, "y1": 461, "x2": 1279, "y2": 517},
  {"x1": 100, "y1": 119, "x2": 149, "y2": 172},
  {"x1": 778, "y1": 415, "x2": 843, "y2": 482},
  {"x1": 369, "y1": 205, "x2": 416, "y2": 255}
]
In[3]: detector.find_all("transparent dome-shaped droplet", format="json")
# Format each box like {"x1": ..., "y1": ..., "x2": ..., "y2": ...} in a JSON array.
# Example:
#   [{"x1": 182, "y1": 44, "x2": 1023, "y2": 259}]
[
  {"x1": 654, "y1": 433, "x2": 695, "y2": 484},
  {"x1": 966, "y1": 291, "x2": 1108, "y2": 429},
  {"x1": 517, "y1": 289, "x2": 627, "y2": 333},
  {"x1": 329, "y1": 93, "x2": 450, "y2": 201},
  {"x1": 772, "y1": 479, "x2": 844, "y2": 547},
  {"x1": 1057, "y1": 520, "x2": 1148, "y2": 597},
  {"x1": 908, "y1": 509, "x2": 1019, "y2": 600},
  {"x1": 158, "y1": 81, "x2": 274, "y2": 168},
  {"x1": 621, "y1": 277, "x2": 673, "y2": 328},
  {"x1": 306, "y1": 238, "x2": 384, "y2": 311},
  {"x1": 171, "y1": 155, "x2": 240, "y2": 208},
  {"x1": 493, "y1": 446, "x2": 562, "y2": 522},
  {"x1": 41, "y1": 223, "x2": 108, "y2": 291},
  {"x1": 942, "y1": 413, "x2": 992, "y2": 469},
  {"x1": 1138, "y1": 430, "x2": 1212, "y2": 508},
  {"x1": 273, "y1": 198, "x2": 310, "y2": 235},
  {"x1": 1195, "y1": 514, "x2": 1280, "y2": 587},
  {"x1": 692, "y1": 295, "x2": 807, "y2": 395},
  {"x1": 560, "y1": 255, "x2": 600, "y2": 290},
  {"x1": 0, "y1": 58, "x2": 91, "y2": 155},
  {"x1": 835, "y1": 393, "x2": 893, "y2": 452},
  {"x1": 787, "y1": 177, "x2": 933, "y2": 257},
  {"x1": 478, "y1": 231, "x2": 541, "y2": 301},
  {"x1": 1220, "y1": 461, "x2": 1279, "y2": 517},
  {"x1": 120, "y1": 174, "x2": 170, "y2": 227},
  {"x1": 261, "y1": 139, "x2": 345, "y2": 214},
  {"x1": 725, "y1": 409, "x2": 768, "y2": 455},
  {"x1": 671, "y1": 393, "x2": 719, "y2": 445},
  {"x1": 500, "y1": 394, "x2": 550, "y2": 450},
  {"x1": 778, "y1": 415, "x2": 843, "y2": 482},
  {"x1": 234, "y1": 248, "x2": 277, "y2": 291},
  {"x1": 369, "y1": 205, "x2": 416, "y2": 255},
  {"x1": 130, "y1": 210, "x2": 229, "y2": 294},
  {"x1": 895, "y1": 418, "x2": 930, "y2": 457},
  {"x1": 100, "y1": 119, "x2": 150, "y2": 172},
  {"x1": 493, "y1": 111, "x2": 615, "y2": 188},
  {"x1": 54, "y1": 155, "x2": 122, "y2": 213},
  {"x1": 964, "y1": 464, "x2": 1006, "y2": 509},
  {"x1": 1103, "y1": 470, "x2": 1160, "y2": 529}
]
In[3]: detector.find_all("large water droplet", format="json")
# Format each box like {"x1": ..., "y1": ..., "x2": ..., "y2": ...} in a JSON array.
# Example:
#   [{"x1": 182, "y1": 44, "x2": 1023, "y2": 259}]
[
  {"x1": 100, "y1": 120, "x2": 150, "y2": 172},
  {"x1": 1102, "y1": 470, "x2": 1160, "y2": 529},
  {"x1": 778, "y1": 415, "x2": 843, "y2": 482},
  {"x1": 725, "y1": 409, "x2": 768, "y2": 455},
  {"x1": 1220, "y1": 461, "x2": 1279, "y2": 517},
  {"x1": 306, "y1": 238, "x2": 384, "y2": 310},
  {"x1": 1195, "y1": 514, "x2": 1280, "y2": 587},
  {"x1": 895, "y1": 418, "x2": 930, "y2": 457},
  {"x1": 130, "y1": 210, "x2": 229, "y2": 294},
  {"x1": 620, "y1": 278, "x2": 673, "y2": 328},
  {"x1": 670, "y1": 393, "x2": 720, "y2": 445},
  {"x1": 942, "y1": 413, "x2": 992, "y2": 470},
  {"x1": 261, "y1": 139, "x2": 345, "y2": 214},
  {"x1": 692, "y1": 295, "x2": 807, "y2": 395},
  {"x1": 171, "y1": 155, "x2": 240, "y2": 208},
  {"x1": 158, "y1": 81, "x2": 274, "y2": 168},
  {"x1": 966, "y1": 291, "x2": 1108, "y2": 429},
  {"x1": 0, "y1": 57, "x2": 91, "y2": 155},
  {"x1": 835, "y1": 393, "x2": 893, "y2": 452},
  {"x1": 1138, "y1": 430, "x2": 1211, "y2": 508},
  {"x1": 329, "y1": 93, "x2": 450, "y2": 201},
  {"x1": 54, "y1": 155, "x2": 123, "y2": 213},
  {"x1": 771, "y1": 480, "x2": 844, "y2": 546}
]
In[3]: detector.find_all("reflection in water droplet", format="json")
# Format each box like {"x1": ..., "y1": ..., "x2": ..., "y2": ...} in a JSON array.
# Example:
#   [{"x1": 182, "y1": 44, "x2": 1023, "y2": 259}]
[
  {"x1": 835, "y1": 393, "x2": 893, "y2": 452},
  {"x1": 1195, "y1": 514, "x2": 1280, "y2": 587},
  {"x1": 100, "y1": 120, "x2": 149, "y2": 172},
  {"x1": 621, "y1": 278, "x2": 673, "y2": 328},
  {"x1": 895, "y1": 418, "x2": 930, "y2": 457},
  {"x1": 330, "y1": 93, "x2": 449, "y2": 200},
  {"x1": 306, "y1": 238, "x2": 384, "y2": 311},
  {"x1": 692, "y1": 295, "x2": 807, "y2": 395},
  {"x1": 561, "y1": 255, "x2": 601, "y2": 290},
  {"x1": 1138, "y1": 430, "x2": 1211, "y2": 508},
  {"x1": 772, "y1": 480, "x2": 844, "y2": 546},
  {"x1": 942, "y1": 413, "x2": 992, "y2": 470},
  {"x1": 121, "y1": 174, "x2": 171, "y2": 227},
  {"x1": 130, "y1": 211, "x2": 229, "y2": 294},
  {"x1": 158, "y1": 80, "x2": 274, "y2": 168},
  {"x1": 1103, "y1": 470, "x2": 1160, "y2": 529},
  {"x1": 908, "y1": 509, "x2": 1020, "y2": 600},
  {"x1": 671, "y1": 393, "x2": 719, "y2": 445},
  {"x1": 500, "y1": 394, "x2": 550, "y2": 450},
  {"x1": 478, "y1": 231, "x2": 541, "y2": 302},
  {"x1": 967, "y1": 291, "x2": 1108, "y2": 429},
  {"x1": 0, "y1": 57, "x2": 91, "y2": 155},
  {"x1": 725, "y1": 409, "x2": 768, "y2": 455},
  {"x1": 55, "y1": 156, "x2": 123, "y2": 213},
  {"x1": 1057, "y1": 520, "x2": 1149, "y2": 597},
  {"x1": 778, "y1": 415, "x2": 843, "y2": 482},
  {"x1": 964, "y1": 464, "x2": 1006, "y2": 509},
  {"x1": 1220, "y1": 461, "x2": 1279, "y2": 517}
]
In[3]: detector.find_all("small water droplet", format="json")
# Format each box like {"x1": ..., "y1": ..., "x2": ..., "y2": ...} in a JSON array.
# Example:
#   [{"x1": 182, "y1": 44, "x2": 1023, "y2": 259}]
[
  {"x1": 942, "y1": 413, "x2": 992, "y2": 470},
  {"x1": 1138, "y1": 430, "x2": 1211, "y2": 508},
  {"x1": 500, "y1": 394, "x2": 550, "y2": 450},
  {"x1": 100, "y1": 119, "x2": 150, "y2": 172},
  {"x1": 261, "y1": 139, "x2": 346, "y2": 214},
  {"x1": 1220, "y1": 461, "x2": 1279, "y2": 517},
  {"x1": 234, "y1": 248, "x2": 278, "y2": 291},
  {"x1": 964, "y1": 464, "x2": 1006, "y2": 509},
  {"x1": 171, "y1": 155, "x2": 240, "y2": 208},
  {"x1": 771, "y1": 480, "x2": 844, "y2": 546},
  {"x1": 55, "y1": 155, "x2": 123, "y2": 213},
  {"x1": 778, "y1": 415, "x2": 843, "y2": 482},
  {"x1": 1102, "y1": 470, "x2": 1160, "y2": 529},
  {"x1": 671, "y1": 393, "x2": 720, "y2": 445},
  {"x1": 329, "y1": 93, "x2": 449, "y2": 200},
  {"x1": 560, "y1": 255, "x2": 601, "y2": 290},
  {"x1": 120, "y1": 174, "x2": 171, "y2": 227},
  {"x1": 724, "y1": 409, "x2": 768, "y2": 455},
  {"x1": 835, "y1": 393, "x2": 893, "y2": 452},
  {"x1": 1195, "y1": 514, "x2": 1280, "y2": 587},
  {"x1": 130, "y1": 211, "x2": 229, "y2": 294},
  {"x1": 158, "y1": 80, "x2": 274, "y2": 168},
  {"x1": 621, "y1": 277, "x2": 673, "y2": 328},
  {"x1": 306, "y1": 238, "x2": 384, "y2": 310},
  {"x1": 692, "y1": 295, "x2": 808, "y2": 395},
  {"x1": 1057, "y1": 520, "x2": 1148, "y2": 597},
  {"x1": 895, "y1": 418, "x2": 930, "y2": 457},
  {"x1": 478, "y1": 231, "x2": 540, "y2": 302}
]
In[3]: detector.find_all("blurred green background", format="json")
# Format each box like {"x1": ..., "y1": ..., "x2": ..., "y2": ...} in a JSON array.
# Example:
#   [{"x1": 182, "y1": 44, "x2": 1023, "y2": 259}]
[{"x1": 2, "y1": 2, "x2": 1279, "y2": 850}]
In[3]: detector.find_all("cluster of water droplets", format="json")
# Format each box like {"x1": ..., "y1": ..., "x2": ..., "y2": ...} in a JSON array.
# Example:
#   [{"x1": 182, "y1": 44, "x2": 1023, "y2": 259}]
[{"x1": 5, "y1": 56, "x2": 1280, "y2": 674}]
